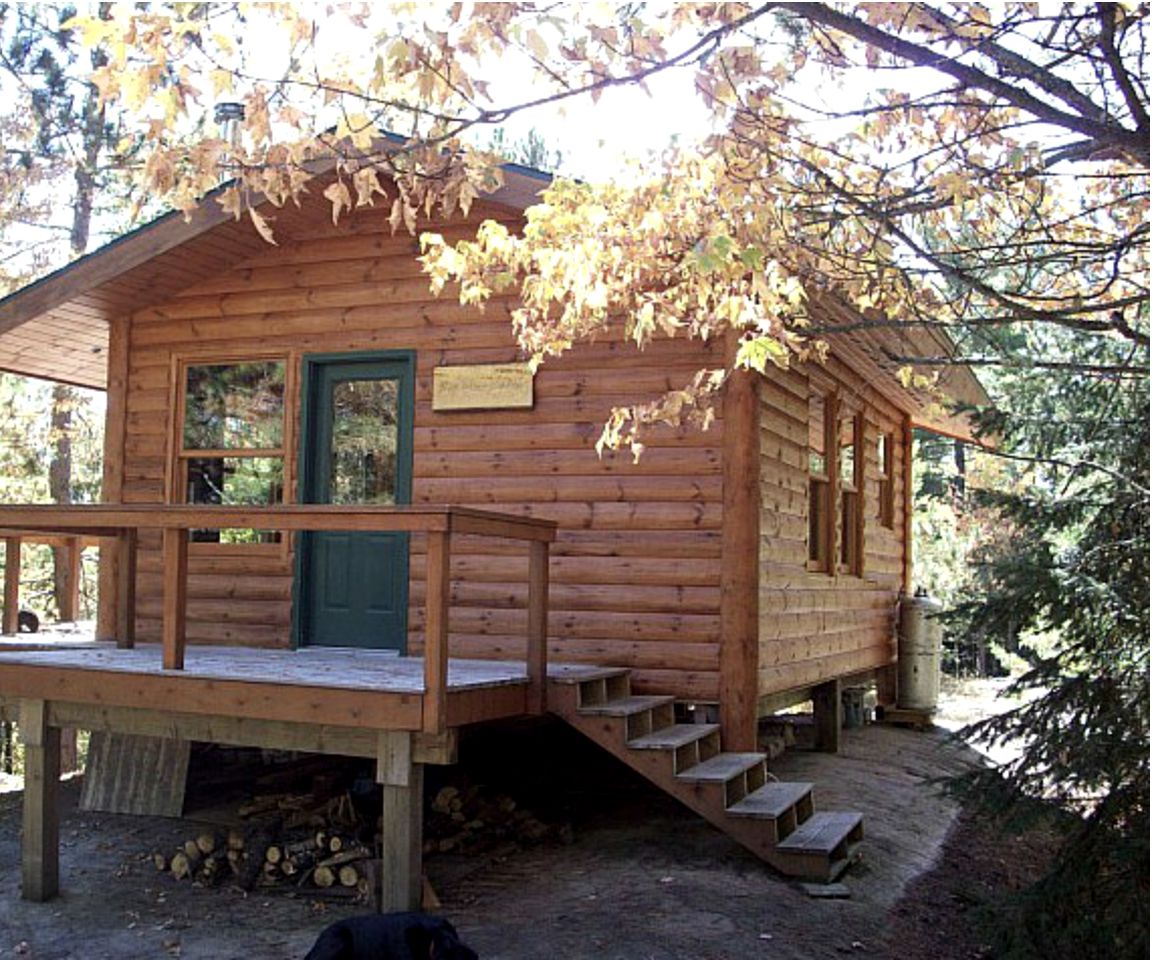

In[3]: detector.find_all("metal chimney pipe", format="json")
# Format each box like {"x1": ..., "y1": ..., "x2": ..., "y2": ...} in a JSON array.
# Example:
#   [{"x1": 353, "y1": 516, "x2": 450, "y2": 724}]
[{"x1": 214, "y1": 101, "x2": 245, "y2": 148}]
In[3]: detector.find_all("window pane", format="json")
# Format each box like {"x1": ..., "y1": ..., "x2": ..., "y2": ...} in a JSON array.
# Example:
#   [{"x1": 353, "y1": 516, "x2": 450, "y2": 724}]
[
  {"x1": 184, "y1": 361, "x2": 285, "y2": 450},
  {"x1": 808, "y1": 477, "x2": 828, "y2": 566},
  {"x1": 841, "y1": 489, "x2": 859, "y2": 570},
  {"x1": 839, "y1": 418, "x2": 857, "y2": 487},
  {"x1": 809, "y1": 393, "x2": 826, "y2": 476},
  {"x1": 877, "y1": 433, "x2": 890, "y2": 478},
  {"x1": 328, "y1": 379, "x2": 399, "y2": 505},
  {"x1": 186, "y1": 456, "x2": 283, "y2": 544}
]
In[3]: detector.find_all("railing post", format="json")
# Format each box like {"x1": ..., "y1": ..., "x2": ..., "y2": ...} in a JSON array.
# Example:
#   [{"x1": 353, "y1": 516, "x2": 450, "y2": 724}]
[
  {"x1": 161, "y1": 526, "x2": 188, "y2": 670},
  {"x1": 422, "y1": 529, "x2": 451, "y2": 735},
  {"x1": 3, "y1": 536, "x2": 21, "y2": 636},
  {"x1": 527, "y1": 540, "x2": 549, "y2": 714},
  {"x1": 116, "y1": 528, "x2": 137, "y2": 648},
  {"x1": 58, "y1": 537, "x2": 82, "y2": 623}
]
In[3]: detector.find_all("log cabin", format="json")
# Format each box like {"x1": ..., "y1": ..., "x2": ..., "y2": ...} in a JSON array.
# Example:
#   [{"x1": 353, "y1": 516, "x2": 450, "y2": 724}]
[{"x1": 0, "y1": 158, "x2": 986, "y2": 906}]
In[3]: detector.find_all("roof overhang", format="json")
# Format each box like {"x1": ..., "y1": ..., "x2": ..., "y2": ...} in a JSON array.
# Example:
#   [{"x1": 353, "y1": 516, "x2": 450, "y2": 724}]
[
  {"x1": 0, "y1": 161, "x2": 551, "y2": 389},
  {"x1": 813, "y1": 292, "x2": 990, "y2": 445},
  {"x1": 0, "y1": 156, "x2": 989, "y2": 442}
]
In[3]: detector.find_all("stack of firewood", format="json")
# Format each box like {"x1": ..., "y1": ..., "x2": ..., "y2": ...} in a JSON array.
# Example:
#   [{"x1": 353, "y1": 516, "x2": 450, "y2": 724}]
[
  {"x1": 151, "y1": 778, "x2": 570, "y2": 901},
  {"x1": 423, "y1": 784, "x2": 571, "y2": 856},
  {"x1": 153, "y1": 790, "x2": 379, "y2": 901}
]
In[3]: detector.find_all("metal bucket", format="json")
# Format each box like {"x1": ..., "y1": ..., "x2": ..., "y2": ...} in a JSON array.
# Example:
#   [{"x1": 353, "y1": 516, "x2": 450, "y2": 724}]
[{"x1": 897, "y1": 592, "x2": 943, "y2": 712}]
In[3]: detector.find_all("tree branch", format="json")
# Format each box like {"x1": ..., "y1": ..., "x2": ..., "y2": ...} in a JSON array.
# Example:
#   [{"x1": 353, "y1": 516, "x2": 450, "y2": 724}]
[
  {"x1": 770, "y1": 2, "x2": 1149, "y2": 163},
  {"x1": 887, "y1": 355, "x2": 1148, "y2": 376},
  {"x1": 1096, "y1": 2, "x2": 1150, "y2": 138}
]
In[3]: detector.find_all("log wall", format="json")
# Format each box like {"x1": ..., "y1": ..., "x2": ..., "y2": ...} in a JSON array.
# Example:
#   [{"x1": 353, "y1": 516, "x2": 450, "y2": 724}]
[
  {"x1": 117, "y1": 198, "x2": 727, "y2": 700},
  {"x1": 756, "y1": 359, "x2": 908, "y2": 700}
]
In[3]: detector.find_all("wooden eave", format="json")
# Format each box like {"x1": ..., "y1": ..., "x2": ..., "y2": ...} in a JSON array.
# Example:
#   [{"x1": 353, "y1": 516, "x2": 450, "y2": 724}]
[
  {"x1": 0, "y1": 164, "x2": 550, "y2": 390},
  {"x1": 813, "y1": 291, "x2": 990, "y2": 444}
]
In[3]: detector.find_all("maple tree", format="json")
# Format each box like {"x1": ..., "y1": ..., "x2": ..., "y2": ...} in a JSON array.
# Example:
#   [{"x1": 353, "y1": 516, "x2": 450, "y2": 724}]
[{"x1": 49, "y1": 2, "x2": 1147, "y2": 447}]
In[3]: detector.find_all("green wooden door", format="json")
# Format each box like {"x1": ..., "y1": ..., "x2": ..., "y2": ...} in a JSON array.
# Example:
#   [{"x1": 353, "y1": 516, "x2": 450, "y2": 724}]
[{"x1": 296, "y1": 353, "x2": 414, "y2": 650}]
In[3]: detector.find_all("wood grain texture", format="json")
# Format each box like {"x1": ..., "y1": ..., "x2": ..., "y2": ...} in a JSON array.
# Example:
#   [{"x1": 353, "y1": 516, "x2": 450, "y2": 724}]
[
  {"x1": 2, "y1": 537, "x2": 19, "y2": 636},
  {"x1": 98, "y1": 316, "x2": 131, "y2": 639},
  {"x1": 719, "y1": 363, "x2": 760, "y2": 750},
  {"x1": 109, "y1": 197, "x2": 726, "y2": 702},
  {"x1": 756, "y1": 361, "x2": 907, "y2": 705},
  {"x1": 20, "y1": 699, "x2": 61, "y2": 902}
]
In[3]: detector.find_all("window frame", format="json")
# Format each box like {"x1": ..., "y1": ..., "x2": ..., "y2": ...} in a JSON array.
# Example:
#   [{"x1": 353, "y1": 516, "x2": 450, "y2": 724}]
[
  {"x1": 837, "y1": 411, "x2": 865, "y2": 577},
  {"x1": 168, "y1": 351, "x2": 296, "y2": 554},
  {"x1": 877, "y1": 430, "x2": 896, "y2": 530},
  {"x1": 806, "y1": 387, "x2": 837, "y2": 574}
]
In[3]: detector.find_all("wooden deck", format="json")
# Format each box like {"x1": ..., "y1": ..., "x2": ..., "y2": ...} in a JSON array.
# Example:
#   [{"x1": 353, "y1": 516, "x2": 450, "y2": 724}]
[
  {"x1": 0, "y1": 640, "x2": 545, "y2": 908},
  {"x1": 0, "y1": 504, "x2": 557, "y2": 910},
  {"x1": 0, "y1": 642, "x2": 534, "y2": 735}
]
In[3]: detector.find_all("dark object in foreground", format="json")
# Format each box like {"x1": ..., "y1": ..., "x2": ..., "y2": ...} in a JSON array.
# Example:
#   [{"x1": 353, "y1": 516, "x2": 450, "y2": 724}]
[
  {"x1": 304, "y1": 912, "x2": 478, "y2": 960},
  {"x1": 18, "y1": 610, "x2": 39, "y2": 633}
]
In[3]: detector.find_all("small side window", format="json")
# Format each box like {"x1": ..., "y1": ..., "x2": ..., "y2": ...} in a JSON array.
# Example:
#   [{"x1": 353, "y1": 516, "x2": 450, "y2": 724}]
[
  {"x1": 838, "y1": 414, "x2": 863, "y2": 575},
  {"x1": 807, "y1": 391, "x2": 832, "y2": 571},
  {"x1": 877, "y1": 432, "x2": 895, "y2": 530}
]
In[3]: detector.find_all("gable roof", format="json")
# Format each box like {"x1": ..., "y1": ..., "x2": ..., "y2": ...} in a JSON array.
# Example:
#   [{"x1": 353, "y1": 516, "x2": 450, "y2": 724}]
[
  {"x1": 0, "y1": 162, "x2": 550, "y2": 389},
  {"x1": 0, "y1": 159, "x2": 987, "y2": 439}
]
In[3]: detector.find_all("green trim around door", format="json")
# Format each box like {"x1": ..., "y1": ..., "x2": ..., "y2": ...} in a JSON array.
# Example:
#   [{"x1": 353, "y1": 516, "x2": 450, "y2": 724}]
[{"x1": 294, "y1": 350, "x2": 415, "y2": 650}]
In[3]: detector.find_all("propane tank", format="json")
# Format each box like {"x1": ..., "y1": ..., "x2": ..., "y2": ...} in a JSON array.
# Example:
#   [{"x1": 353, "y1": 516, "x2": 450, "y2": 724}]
[{"x1": 897, "y1": 588, "x2": 943, "y2": 712}]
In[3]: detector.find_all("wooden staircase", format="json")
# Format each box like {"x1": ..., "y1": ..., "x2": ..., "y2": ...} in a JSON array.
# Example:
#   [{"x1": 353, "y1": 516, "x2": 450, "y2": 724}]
[{"x1": 548, "y1": 665, "x2": 863, "y2": 883}]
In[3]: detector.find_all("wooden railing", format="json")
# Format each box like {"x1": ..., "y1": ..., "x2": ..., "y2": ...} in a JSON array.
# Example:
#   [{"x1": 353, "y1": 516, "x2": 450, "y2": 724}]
[
  {"x1": 2, "y1": 534, "x2": 98, "y2": 631},
  {"x1": 0, "y1": 505, "x2": 556, "y2": 735}
]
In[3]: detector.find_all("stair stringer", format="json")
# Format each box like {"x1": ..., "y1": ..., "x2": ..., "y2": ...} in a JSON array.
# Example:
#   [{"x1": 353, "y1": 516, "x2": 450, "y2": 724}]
[{"x1": 547, "y1": 667, "x2": 862, "y2": 882}]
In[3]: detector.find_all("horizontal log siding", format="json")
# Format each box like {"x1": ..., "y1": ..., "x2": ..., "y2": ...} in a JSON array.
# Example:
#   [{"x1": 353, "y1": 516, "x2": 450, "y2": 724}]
[
  {"x1": 756, "y1": 359, "x2": 906, "y2": 700},
  {"x1": 120, "y1": 199, "x2": 725, "y2": 700}
]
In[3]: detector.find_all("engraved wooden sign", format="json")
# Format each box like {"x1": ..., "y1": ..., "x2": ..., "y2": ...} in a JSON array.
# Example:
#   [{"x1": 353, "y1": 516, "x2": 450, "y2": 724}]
[{"x1": 432, "y1": 362, "x2": 534, "y2": 411}]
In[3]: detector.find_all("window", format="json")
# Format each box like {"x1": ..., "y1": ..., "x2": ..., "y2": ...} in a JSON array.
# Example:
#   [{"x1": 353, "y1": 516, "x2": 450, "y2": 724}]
[
  {"x1": 839, "y1": 414, "x2": 863, "y2": 574},
  {"x1": 877, "y1": 431, "x2": 895, "y2": 529},
  {"x1": 807, "y1": 390, "x2": 833, "y2": 571},
  {"x1": 176, "y1": 359, "x2": 287, "y2": 544}
]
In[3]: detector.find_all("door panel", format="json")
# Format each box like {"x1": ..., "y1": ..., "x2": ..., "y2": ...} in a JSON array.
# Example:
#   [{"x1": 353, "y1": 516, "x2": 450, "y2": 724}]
[{"x1": 297, "y1": 354, "x2": 414, "y2": 650}]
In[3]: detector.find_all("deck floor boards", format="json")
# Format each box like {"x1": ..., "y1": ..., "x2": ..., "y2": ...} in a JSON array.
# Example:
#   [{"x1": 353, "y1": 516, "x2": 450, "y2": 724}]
[{"x1": 0, "y1": 643, "x2": 529, "y2": 694}]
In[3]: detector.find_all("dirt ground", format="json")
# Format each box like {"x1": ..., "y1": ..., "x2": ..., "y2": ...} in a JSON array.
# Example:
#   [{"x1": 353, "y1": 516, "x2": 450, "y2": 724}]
[{"x1": 0, "y1": 711, "x2": 1056, "y2": 960}]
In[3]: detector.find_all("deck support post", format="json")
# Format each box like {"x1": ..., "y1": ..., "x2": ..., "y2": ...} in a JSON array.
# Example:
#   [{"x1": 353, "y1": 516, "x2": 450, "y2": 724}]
[
  {"x1": 20, "y1": 699, "x2": 60, "y2": 901},
  {"x1": 3, "y1": 536, "x2": 20, "y2": 636},
  {"x1": 526, "y1": 540, "x2": 549, "y2": 714},
  {"x1": 423, "y1": 530, "x2": 451, "y2": 735},
  {"x1": 813, "y1": 678, "x2": 842, "y2": 754},
  {"x1": 376, "y1": 732, "x2": 423, "y2": 912}
]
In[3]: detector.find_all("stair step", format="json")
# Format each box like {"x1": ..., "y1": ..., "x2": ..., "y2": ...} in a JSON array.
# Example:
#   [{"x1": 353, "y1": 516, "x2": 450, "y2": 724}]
[
  {"x1": 628, "y1": 724, "x2": 719, "y2": 750},
  {"x1": 776, "y1": 811, "x2": 863, "y2": 855},
  {"x1": 578, "y1": 695, "x2": 674, "y2": 717},
  {"x1": 548, "y1": 664, "x2": 632, "y2": 685},
  {"x1": 675, "y1": 752, "x2": 765, "y2": 783},
  {"x1": 727, "y1": 781, "x2": 813, "y2": 820}
]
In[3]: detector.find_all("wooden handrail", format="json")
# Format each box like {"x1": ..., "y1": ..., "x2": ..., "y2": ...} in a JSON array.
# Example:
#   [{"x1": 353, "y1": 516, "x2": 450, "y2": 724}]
[
  {"x1": 0, "y1": 504, "x2": 556, "y2": 540},
  {"x1": 0, "y1": 505, "x2": 556, "y2": 735}
]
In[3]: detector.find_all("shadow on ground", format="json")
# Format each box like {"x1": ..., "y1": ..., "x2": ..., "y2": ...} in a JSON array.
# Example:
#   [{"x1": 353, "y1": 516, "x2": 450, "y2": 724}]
[{"x1": 0, "y1": 721, "x2": 1027, "y2": 960}]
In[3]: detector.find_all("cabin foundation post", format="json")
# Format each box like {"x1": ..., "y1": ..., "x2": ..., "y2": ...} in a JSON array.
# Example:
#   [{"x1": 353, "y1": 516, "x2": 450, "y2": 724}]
[
  {"x1": 813, "y1": 679, "x2": 842, "y2": 753},
  {"x1": 20, "y1": 699, "x2": 60, "y2": 901},
  {"x1": 376, "y1": 731, "x2": 423, "y2": 912},
  {"x1": 719, "y1": 358, "x2": 761, "y2": 752}
]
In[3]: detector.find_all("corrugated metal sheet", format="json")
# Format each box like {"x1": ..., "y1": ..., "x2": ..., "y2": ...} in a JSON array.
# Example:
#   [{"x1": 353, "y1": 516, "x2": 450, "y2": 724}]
[{"x1": 80, "y1": 732, "x2": 190, "y2": 816}]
